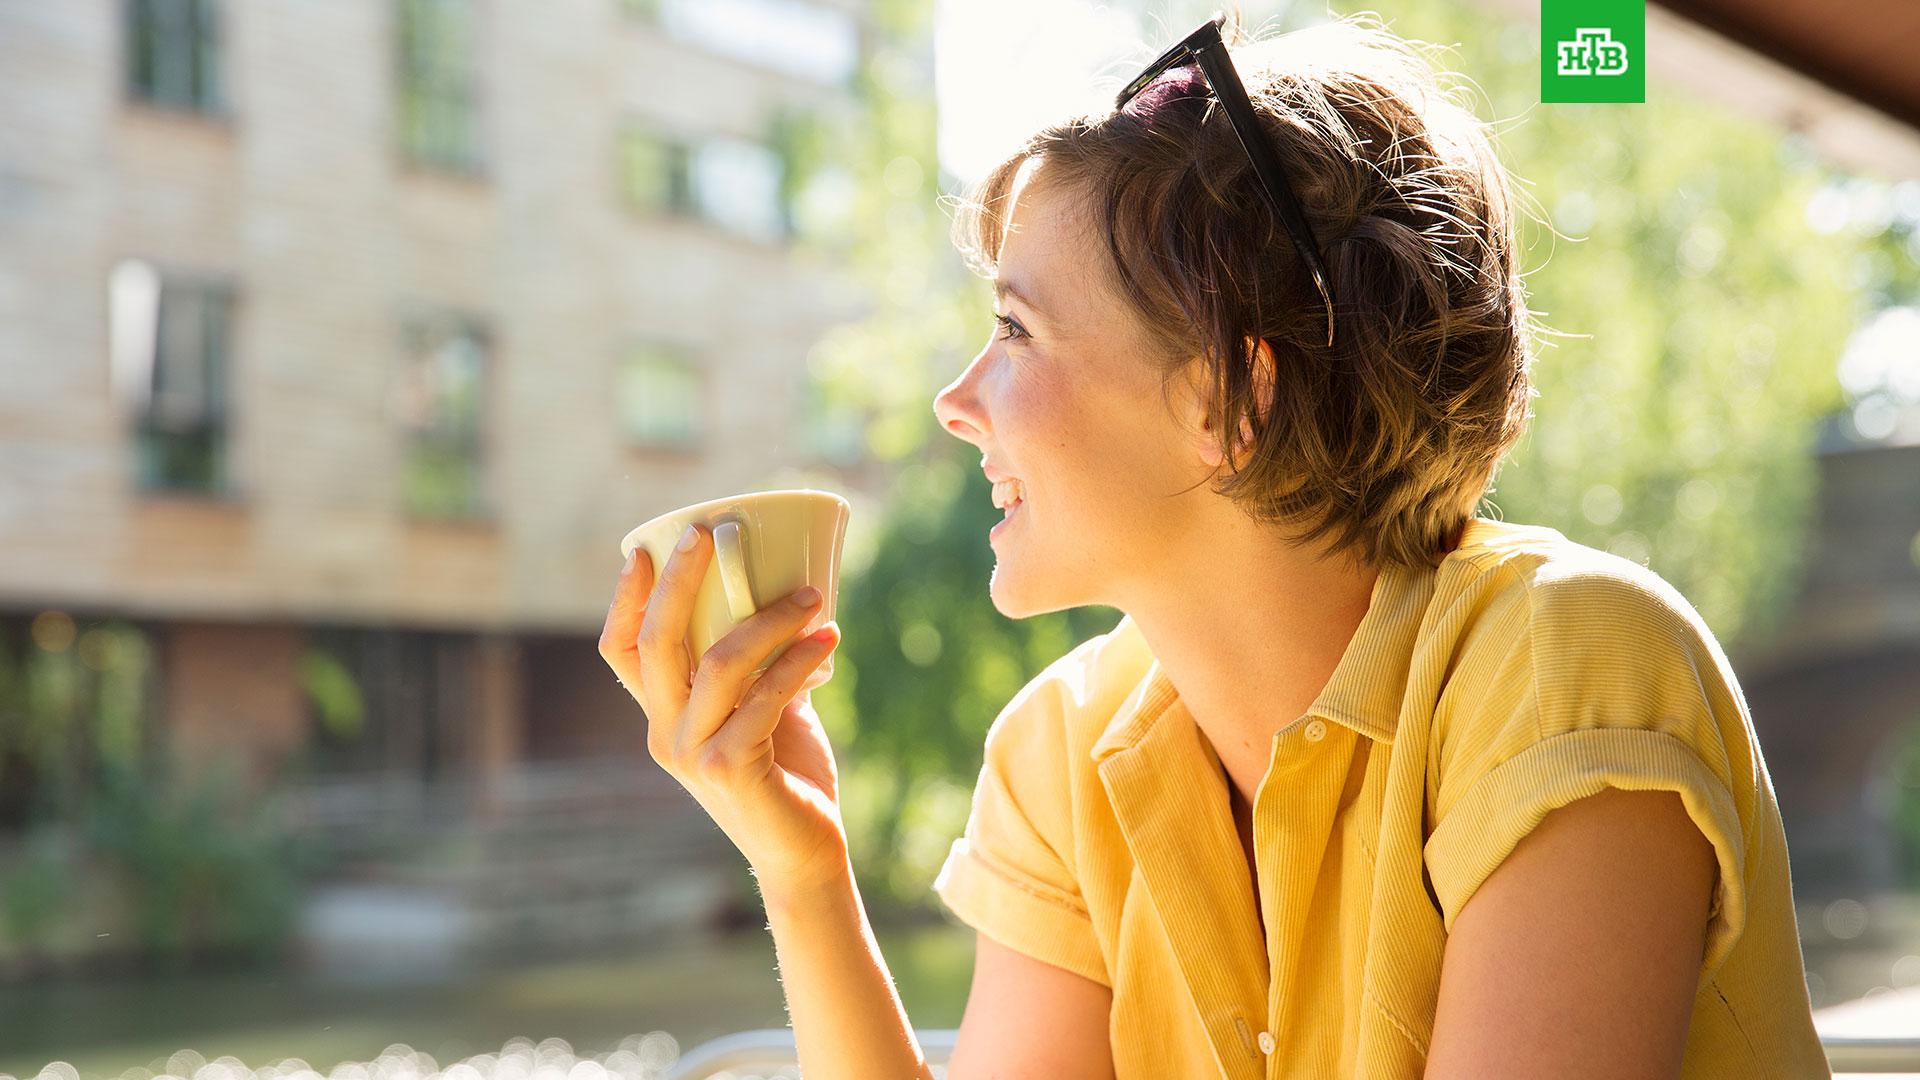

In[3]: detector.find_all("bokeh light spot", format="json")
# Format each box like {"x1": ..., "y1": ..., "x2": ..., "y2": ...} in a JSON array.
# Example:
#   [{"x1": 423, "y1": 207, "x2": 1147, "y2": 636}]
[
  {"x1": 882, "y1": 154, "x2": 925, "y2": 198},
  {"x1": 1677, "y1": 477, "x2": 1720, "y2": 521},
  {"x1": 899, "y1": 619, "x2": 943, "y2": 667},
  {"x1": 1581, "y1": 483, "x2": 1623, "y2": 526},
  {"x1": 31, "y1": 609, "x2": 77, "y2": 653},
  {"x1": 1606, "y1": 529, "x2": 1651, "y2": 566},
  {"x1": 1823, "y1": 897, "x2": 1870, "y2": 940}
]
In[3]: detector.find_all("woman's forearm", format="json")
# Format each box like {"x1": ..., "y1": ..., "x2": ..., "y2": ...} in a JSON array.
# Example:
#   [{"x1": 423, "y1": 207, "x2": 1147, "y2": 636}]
[{"x1": 760, "y1": 851, "x2": 938, "y2": 1080}]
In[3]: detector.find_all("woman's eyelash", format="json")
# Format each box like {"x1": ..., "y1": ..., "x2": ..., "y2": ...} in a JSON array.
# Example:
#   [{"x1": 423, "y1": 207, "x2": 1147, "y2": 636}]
[{"x1": 993, "y1": 312, "x2": 1028, "y2": 341}]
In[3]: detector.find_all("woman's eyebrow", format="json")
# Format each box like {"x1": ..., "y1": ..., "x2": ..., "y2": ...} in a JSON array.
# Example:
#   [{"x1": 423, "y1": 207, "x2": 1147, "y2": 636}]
[{"x1": 993, "y1": 276, "x2": 1047, "y2": 317}]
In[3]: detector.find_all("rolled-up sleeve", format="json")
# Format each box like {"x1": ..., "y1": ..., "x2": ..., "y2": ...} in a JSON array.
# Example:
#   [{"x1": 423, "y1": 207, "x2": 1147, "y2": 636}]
[
  {"x1": 1423, "y1": 569, "x2": 1757, "y2": 987},
  {"x1": 933, "y1": 678, "x2": 1109, "y2": 987}
]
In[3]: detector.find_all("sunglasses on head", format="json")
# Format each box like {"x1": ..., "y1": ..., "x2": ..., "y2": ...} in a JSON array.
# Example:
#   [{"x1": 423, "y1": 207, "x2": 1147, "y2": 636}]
[{"x1": 1116, "y1": 12, "x2": 1336, "y2": 349}]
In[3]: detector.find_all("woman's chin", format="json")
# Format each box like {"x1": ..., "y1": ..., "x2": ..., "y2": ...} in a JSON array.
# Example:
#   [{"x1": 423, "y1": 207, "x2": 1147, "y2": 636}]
[{"x1": 989, "y1": 565, "x2": 1038, "y2": 618}]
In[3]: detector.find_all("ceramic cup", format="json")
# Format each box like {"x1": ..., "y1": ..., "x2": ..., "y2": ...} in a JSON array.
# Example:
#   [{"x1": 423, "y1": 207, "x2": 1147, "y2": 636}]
[{"x1": 619, "y1": 489, "x2": 850, "y2": 685}]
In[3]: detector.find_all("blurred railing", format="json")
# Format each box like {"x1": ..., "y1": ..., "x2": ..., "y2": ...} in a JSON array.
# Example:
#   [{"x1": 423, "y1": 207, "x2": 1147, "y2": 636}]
[
  {"x1": 1823, "y1": 1036, "x2": 1920, "y2": 1075},
  {"x1": 285, "y1": 759, "x2": 700, "y2": 836},
  {"x1": 665, "y1": 1029, "x2": 954, "y2": 1080},
  {"x1": 283, "y1": 759, "x2": 741, "y2": 959},
  {"x1": 284, "y1": 758, "x2": 723, "y2": 863},
  {"x1": 662, "y1": 1028, "x2": 1920, "y2": 1079}
]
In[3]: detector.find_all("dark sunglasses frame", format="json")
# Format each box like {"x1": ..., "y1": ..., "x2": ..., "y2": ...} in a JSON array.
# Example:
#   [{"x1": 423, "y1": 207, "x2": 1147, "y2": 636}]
[{"x1": 1116, "y1": 12, "x2": 1336, "y2": 348}]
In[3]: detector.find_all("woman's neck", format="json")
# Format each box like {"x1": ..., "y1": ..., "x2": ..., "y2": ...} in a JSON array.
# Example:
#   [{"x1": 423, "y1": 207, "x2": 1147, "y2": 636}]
[{"x1": 1125, "y1": 538, "x2": 1380, "y2": 806}]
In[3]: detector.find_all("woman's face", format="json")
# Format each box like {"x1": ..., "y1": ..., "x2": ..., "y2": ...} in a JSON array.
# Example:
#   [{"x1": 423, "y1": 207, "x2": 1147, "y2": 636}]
[{"x1": 932, "y1": 157, "x2": 1230, "y2": 617}]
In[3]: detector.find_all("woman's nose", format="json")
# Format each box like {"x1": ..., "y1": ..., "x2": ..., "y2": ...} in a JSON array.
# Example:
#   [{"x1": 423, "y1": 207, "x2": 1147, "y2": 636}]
[
  {"x1": 932, "y1": 380, "x2": 981, "y2": 446},
  {"x1": 933, "y1": 367, "x2": 983, "y2": 441}
]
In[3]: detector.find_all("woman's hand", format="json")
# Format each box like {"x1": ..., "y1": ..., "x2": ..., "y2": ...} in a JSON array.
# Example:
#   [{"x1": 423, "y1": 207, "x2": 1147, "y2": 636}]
[{"x1": 598, "y1": 522, "x2": 849, "y2": 893}]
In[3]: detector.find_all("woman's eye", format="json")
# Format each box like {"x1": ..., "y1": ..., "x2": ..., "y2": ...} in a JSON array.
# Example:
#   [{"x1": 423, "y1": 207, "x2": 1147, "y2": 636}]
[{"x1": 993, "y1": 313, "x2": 1028, "y2": 341}]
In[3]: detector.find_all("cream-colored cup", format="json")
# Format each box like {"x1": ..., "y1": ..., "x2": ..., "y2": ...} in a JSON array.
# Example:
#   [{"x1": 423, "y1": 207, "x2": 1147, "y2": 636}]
[{"x1": 619, "y1": 489, "x2": 850, "y2": 684}]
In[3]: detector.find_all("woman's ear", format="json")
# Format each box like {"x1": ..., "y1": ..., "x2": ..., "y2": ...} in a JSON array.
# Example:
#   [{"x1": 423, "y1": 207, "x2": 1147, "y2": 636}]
[{"x1": 1190, "y1": 336, "x2": 1276, "y2": 471}]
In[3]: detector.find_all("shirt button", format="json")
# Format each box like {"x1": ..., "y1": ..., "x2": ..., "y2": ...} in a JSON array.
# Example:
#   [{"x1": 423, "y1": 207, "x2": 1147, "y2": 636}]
[
  {"x1": 1257, "y1": 1030, "x2": 1277, "y2": 1054},
  {"x1": 1303, "y1": 719, "x2": 1327, "y2": 742}
]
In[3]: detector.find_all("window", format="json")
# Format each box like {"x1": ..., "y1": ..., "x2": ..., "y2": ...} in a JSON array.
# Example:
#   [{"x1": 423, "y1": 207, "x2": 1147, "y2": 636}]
[
  {"x1": 618, "y1": 128, "x2": 693, "y2": 216},
  {"x1": 617, "y1": 344, "x2": 703, "y2": 449},
  {"x1": 109, "y1": 259, "x2": 234, "y2": 495},
  {"x1": 397, "y1": 0, "x2": 480, "y2": 173},
  {"x1": 619, "y1": 126, "x2": 791, "y2": 243},
  {"x1": 126, "y1": 0, "x2": 223, "y2": 113},
  {"x1": 690, "y1": 137, "x2": 789, "y2": 242},
  {"x1": 300, "y1": 628, "x2": 474, "y2": 780},
  {"x1": 656, "y1": 0, "x2": 858, "y2": 86},
  {"x1": 395, "y1": 314, "x2": 489, "y2": 519}
]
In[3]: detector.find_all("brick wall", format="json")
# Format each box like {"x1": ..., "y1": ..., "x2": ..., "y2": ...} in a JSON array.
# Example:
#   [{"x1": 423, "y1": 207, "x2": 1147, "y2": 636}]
[{"x1": 160, "y1": 621, "x2": 306, "y2": 784}]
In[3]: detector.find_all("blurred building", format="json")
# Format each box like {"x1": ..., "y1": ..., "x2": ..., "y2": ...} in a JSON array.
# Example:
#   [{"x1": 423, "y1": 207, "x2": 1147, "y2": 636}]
[
  {"x1": 1735, "y1": 429, "x2": 1920, "y2": 901},
  {"x1": 0, "y1": 0, "x2": 880, "y2": 962}
]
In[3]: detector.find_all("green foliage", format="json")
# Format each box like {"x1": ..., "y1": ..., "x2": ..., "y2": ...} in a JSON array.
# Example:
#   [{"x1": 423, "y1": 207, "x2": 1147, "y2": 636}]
[
  {"x1": 1344, "y1": 1, "x2": 1855, "y2": 651},
  {"x1": 301, "y1": 648, "x2": 366, "y2": 742},
  {"x1": 0, "y1": 831, "x2": 75, "y2": 952},
  {"x1": 779, "y1": 0, "x2": 975, "y2": 469},
  {"x1": 0, "y1": 759, "x2": 319, "y2": 972},
  {"x1": 81, "y1": 758, "x2": 320, "y2": 968},
  {"x1": 0, "y1": 618, "x2": 152, "y2": 823},
  {"x1": 404, "y1": 440, "x2": 484, "y2": 520},
  {"x1": 1896, "y1": 725, "x2": 1920, "y2": 888}
]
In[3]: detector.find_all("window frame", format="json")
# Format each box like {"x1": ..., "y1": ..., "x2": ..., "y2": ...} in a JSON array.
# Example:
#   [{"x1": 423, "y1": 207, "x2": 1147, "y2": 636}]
[
  {"x1": 394, "y1": 309, "x2": 494, "y2": 521},
  {"x1": 124, "y1": 0, "x2": 226, "y2": 115},
  {"x1": 617, "y1": 120, "x2": 799, "y2": 246},
  {"x1": 111, "y1": 261, "x2": 239, "y2": 497},
  {"x1": 395, "y1": 0, "x2": 485, "y2": 176},
  {"x1": 616, "y1": 124, "x2": 696, "y2": 217},
  {"x1": 615, "y1": 340, "x2": 707, "y2": 452},
  {"x1": 638, "y1": 0, "x2": 862, "y2": 90}
]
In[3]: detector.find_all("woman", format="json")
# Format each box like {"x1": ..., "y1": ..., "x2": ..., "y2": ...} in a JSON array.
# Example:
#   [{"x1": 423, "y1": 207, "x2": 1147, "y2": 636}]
[{"x1": 597, "y1": 11, "x2": 1830, "y2": 1079}]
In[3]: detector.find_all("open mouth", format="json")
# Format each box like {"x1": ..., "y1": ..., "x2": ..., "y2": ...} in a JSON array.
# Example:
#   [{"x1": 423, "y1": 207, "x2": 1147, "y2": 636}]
[
  {"x1": 991, "y1": 477, "x2": 1025, "y2": 516},
  {"x1": 990, "y1": 477, "x2": 1026, "y2": 539}
]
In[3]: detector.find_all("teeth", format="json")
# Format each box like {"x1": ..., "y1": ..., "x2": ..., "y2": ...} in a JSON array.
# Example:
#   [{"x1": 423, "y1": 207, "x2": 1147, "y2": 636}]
[{"x1": 991, "y1": 477, "x2": 1025, "y2": 510}]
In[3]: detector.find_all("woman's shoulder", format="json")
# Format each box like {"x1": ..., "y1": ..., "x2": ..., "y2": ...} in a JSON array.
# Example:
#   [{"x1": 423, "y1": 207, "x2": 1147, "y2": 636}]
[
  {"x1": 1431, "y1": 517, "x2": 1753, "y2": 785},
  {"x1": 1433, "y1": 518, "x2": 1709, "y2": 659},
  {"x1": 1442, "y1": 516, "x2": 1730, "y2": 668}
]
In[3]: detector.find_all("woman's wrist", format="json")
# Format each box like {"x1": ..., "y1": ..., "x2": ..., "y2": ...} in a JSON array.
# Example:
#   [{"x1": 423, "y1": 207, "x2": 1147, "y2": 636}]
[{"x1": 757, "y1": 840, "x2": 857, "y2": 916}]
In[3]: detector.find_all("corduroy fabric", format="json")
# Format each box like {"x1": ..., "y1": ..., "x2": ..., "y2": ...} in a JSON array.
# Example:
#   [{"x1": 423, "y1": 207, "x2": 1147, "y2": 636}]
[{"x1": 932, "y1": 516, "x2": 1829, "y2": 1079}]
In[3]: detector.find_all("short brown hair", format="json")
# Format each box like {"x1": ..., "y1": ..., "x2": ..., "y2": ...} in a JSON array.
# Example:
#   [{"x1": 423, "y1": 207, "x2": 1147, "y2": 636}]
[{"x1": 946, "y1": 12, "x2": 1540, "y2": 572}]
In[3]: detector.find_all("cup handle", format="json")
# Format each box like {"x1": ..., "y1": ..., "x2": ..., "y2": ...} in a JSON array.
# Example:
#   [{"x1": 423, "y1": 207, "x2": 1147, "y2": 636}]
[{"x1": 711, "y1": 519, "x2": 759, "y2": 628}]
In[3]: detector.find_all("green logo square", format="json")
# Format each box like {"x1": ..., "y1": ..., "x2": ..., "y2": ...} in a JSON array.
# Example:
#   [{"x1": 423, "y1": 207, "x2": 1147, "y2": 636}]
[{"x1": 1541, "y1": 0, "x2": 1645, "y2": 103}]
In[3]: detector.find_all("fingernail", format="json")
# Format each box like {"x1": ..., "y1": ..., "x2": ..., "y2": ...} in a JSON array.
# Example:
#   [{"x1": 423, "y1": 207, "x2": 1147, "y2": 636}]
[
  {"x1": 792, "y1": 585, "x2": 821, "y2": 607},
  {"x1": 677, "y1": 523, "x2": 700, "y2": 552}
]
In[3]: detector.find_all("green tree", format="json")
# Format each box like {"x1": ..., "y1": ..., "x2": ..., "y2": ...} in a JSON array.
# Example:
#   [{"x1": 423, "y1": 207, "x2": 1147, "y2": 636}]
[{"x1": 1358, "y1": 0, "x2": 1856, "y2": 649}]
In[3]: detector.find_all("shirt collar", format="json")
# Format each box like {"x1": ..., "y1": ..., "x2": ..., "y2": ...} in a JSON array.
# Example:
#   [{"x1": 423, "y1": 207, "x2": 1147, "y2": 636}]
[{"x1": 1089, "y1": 551, "x2": 1442, "y2": 764}]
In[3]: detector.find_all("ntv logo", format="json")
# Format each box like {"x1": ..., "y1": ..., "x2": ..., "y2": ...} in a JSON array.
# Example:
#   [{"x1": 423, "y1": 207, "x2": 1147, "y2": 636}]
[
  {"x1": 1541, "y1": 3, "x2": 1641, "y2": 102},
  {"x1": 1556, "y1": 27, "x2": 1630, "y2": 76}
]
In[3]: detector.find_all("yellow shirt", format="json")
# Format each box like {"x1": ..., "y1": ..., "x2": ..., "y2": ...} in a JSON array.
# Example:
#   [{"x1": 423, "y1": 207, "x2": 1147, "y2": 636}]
[{"x1": 932, "y1": 516, "x2": 1829, "y2": 1079}]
